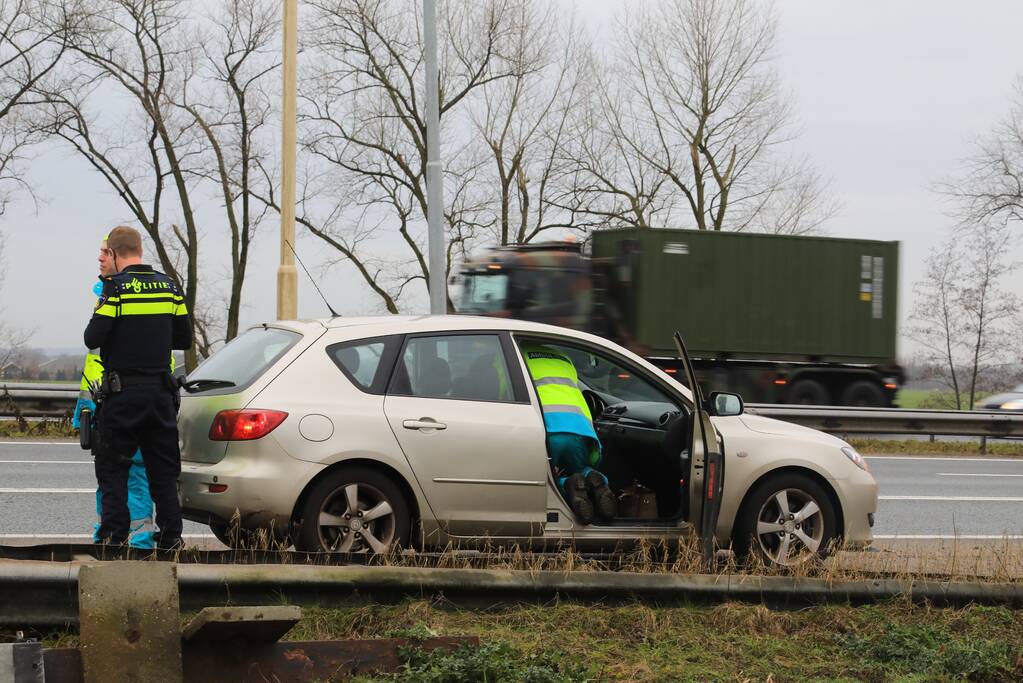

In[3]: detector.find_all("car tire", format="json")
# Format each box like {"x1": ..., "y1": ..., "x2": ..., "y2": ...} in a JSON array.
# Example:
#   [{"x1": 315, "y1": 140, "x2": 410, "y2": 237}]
[
  {"x1": 295, "y1": 466, "x2": 411, "y2": 554},
  {"x1": 840, "y1": 380, "x2": 885, "y2": 407},
  {"x1": 786, "y1": 379, "x2": 829, "y2": 405},
  {"x1": 732, "y1": 473, "x2": 838, "y2": 568}
]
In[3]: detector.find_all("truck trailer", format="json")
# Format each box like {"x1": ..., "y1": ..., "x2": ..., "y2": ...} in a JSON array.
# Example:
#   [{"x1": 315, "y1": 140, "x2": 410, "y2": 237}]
[{"x1": 454, "y1": 228, "x2": 903, "y2": 407}]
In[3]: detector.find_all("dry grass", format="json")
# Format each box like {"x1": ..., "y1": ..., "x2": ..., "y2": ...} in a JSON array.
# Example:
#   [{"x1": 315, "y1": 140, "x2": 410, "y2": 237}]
[{"x1": 138, "y1": 530, "x2": 1023, "y2": 585}]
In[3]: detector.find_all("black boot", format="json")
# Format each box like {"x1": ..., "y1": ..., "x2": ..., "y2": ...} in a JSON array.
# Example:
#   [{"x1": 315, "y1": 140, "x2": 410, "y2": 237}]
[
  {"x1": 564, "y1": 473, "x2": 593, "y2": 525},
  {"x1": 586, "y1": 471, "x2": 617, "y2": 521}
]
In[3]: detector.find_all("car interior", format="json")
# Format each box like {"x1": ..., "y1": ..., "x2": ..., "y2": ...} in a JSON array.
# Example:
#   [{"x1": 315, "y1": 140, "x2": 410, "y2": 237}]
[{"x1": 519, "y1": 339, "x2": 694, "y2": 525}]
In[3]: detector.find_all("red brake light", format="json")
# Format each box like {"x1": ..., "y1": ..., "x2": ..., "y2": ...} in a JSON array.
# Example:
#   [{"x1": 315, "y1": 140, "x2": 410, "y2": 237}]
[{"x1": 209, "y1": 409, "x2": 288, "y2": 441}]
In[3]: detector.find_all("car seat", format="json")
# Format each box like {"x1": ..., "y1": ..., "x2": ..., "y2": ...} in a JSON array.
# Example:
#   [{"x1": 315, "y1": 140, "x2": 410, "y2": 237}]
[
  {"x1": 453, "y1": 355, "x2": 502, "y2": 400},
  {"x1": 418, "y1": 357, "x2": 452, "y2": 398}
]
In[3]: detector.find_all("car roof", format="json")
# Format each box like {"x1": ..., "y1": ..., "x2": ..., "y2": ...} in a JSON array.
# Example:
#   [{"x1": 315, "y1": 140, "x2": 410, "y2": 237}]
[
  {"x1": 252, "y1": 315, "x2": 695, "y2": 401},
  {"x1": 317, "y1": 314, "x2": 596, "y2": 337}
]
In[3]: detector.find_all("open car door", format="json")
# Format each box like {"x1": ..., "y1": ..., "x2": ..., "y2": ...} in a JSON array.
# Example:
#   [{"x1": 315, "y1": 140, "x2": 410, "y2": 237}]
[{"x1": 673, "y1": 332, "x2": 725, "y2": 568}]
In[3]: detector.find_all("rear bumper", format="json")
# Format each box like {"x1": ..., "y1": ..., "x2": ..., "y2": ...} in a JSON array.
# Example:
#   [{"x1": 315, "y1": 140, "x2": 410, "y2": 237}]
[{"x1": 179, "y1": 443, "x2": 322, "y2": 533}]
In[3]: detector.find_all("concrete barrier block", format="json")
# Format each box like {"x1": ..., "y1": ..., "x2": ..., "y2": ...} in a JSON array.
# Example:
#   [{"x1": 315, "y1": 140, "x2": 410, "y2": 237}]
[{"x1": 78, "y1": 562, "x2": 181, "y2": 683}]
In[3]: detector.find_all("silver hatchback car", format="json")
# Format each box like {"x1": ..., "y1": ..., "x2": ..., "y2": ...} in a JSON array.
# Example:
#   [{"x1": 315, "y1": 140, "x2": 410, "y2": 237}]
[{"x1": 178, "y1": 316, "x2": 877, "y2": 566}]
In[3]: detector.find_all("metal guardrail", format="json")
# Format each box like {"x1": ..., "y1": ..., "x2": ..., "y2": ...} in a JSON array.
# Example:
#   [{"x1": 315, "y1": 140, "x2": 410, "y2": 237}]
[
  {"x1": 744, "y1": 404, "x2": 1023, "y2": 439},
  {"x1": 2, "y1": 562, "x2": 1022, "y2": 627},
  {"x1": 1, "y1": 382, "x2": 1021, "y2": 439},
  {"x1": 0, "y1": 382, "x2": 78, "y2": 417}
]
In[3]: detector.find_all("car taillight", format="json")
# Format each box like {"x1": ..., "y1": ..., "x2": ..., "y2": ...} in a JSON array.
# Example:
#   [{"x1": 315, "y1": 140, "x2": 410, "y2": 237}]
[{"x1": 209, "y1": 409, "x2": 288, "y2": 441}]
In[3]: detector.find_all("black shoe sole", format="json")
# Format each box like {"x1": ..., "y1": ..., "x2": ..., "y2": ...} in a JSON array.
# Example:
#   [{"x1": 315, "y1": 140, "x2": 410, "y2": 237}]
[
  {"x1": 565, "y1": 473, "x2": 593, "y2": 525},
  {"x1": 585, "y1": 472, "x2": 618, "y2": 521}
]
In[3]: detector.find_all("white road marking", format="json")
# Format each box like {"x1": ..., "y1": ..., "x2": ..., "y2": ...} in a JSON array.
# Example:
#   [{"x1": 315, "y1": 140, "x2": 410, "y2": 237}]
[
  {"x1": 0, "y1": 442, "x2": 77, "y2": 446},
  {"x1": 0, "y1": 533, "x2": 216, "y2": 539},
  {"x1": 0, "y1": 460, "x2": 92, "y2": 464},
  {"x1": 879, "y1": 495, "x2": 1023, "y2": 502},
  {"x1": 865, "y1": 456, "x2": 1023, "y2": 463},
  {"x1": 874, "y1": 534, "x2": 1023, "y2": 540},
  {"x1": 0, "y1": 488, "x2": 93, "y2": 494},
  {"x1": 935, "y1": 472, "x2": 1023, "y2": 477}
]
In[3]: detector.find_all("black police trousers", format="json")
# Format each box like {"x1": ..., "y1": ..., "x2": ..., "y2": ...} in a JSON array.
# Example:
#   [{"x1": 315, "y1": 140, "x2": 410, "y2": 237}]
[{"x1": 95, "y1": 383, "x2": 182, "y2": 545}]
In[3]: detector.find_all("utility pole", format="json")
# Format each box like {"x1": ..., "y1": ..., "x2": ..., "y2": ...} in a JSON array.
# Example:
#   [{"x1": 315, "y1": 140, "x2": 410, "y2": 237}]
[
  {"x1": 277, "y1": 0, "x2": 298, "y2": 320},
  {"x1": 423, "y1": 0, "x2": 446, "y2": 314}
]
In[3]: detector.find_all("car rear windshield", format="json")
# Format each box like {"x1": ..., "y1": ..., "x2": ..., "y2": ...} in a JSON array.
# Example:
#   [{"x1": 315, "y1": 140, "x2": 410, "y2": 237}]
[{"x1": 186, "y1": 327, "x2": 301, "y2": 394}]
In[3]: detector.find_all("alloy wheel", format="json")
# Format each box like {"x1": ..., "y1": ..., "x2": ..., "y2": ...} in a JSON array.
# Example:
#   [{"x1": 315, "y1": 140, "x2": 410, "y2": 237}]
[
  {"x1": 754, "y1": 487, "x2": 825, "y2": 566},
  {"x1": 316, "y1": 482, "x2": 396, "y2": 553}
]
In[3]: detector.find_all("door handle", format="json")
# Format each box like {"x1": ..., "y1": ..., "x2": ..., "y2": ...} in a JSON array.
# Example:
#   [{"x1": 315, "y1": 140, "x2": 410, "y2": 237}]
[{"x1": 403, "y1": 418, "x2": 447, "y2": 431}]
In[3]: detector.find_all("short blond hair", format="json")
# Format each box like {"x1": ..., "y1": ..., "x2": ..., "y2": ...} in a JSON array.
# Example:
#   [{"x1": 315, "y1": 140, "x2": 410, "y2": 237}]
[{"x1": 106, "y1": 225, "x2": 142, "y2": 257}]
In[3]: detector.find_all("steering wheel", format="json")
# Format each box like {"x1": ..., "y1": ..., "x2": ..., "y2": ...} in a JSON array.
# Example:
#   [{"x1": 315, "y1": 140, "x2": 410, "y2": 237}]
[{"x1": 582, "y1": 389, "x2": 606, "y2": 420}]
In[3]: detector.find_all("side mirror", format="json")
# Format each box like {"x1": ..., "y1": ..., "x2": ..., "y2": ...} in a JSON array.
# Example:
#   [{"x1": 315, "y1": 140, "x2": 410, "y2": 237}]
[{"x1": 706, "y1": 391, "x2": 743, "y2": 417}]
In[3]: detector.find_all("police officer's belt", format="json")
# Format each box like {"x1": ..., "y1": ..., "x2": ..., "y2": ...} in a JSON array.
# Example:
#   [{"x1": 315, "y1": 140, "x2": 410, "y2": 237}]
[{"x1": 116, "y1": 373, "x2": 169, "y2": 386}]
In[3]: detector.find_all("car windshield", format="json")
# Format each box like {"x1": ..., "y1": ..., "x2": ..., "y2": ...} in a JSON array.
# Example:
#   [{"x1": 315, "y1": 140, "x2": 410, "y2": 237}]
[
  {"x1": 557, "y1": 345, "x2": 674, "y2": 405},
  {"x1": 1015, "y1": 384, "x2": 1023, "y2": 393},
  {"x1": 186, "y1": 327, "x2": 301, "y2": 393},
  {"x1": 455, "y1": 273, "x2": 508, "y2": 313}
]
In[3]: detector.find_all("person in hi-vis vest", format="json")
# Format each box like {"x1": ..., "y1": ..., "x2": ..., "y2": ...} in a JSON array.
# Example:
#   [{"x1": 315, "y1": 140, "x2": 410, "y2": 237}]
[{"x1": 521, "y1": 343, "x2": 616, "y2": 524}]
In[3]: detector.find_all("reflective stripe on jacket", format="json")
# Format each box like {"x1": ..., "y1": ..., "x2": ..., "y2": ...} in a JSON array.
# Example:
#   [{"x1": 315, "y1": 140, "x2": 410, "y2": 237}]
[{"x1": 521, "y1": 344, "x2": 600, "y2": 462}]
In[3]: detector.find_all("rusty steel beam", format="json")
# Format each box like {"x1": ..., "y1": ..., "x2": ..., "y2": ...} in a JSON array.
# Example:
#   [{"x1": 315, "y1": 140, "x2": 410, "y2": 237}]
[{"x1": 181, "y1": 637, "x2": 476, "y2": 682}]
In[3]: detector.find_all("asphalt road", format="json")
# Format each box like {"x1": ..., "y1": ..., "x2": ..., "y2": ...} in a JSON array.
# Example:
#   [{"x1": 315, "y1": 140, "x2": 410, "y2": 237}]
[{"x1": 1, "y1": 442, "x2": 1021, "y2": 544}]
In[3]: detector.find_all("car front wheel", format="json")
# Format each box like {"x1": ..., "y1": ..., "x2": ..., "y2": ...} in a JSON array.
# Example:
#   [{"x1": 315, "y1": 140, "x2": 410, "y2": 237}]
[
  {"x1": 296, "y1": 466, "x2": 410, "y2": 554},
  {"x1": 733, "y1": 473, "x2": 838, "y2": 567}
]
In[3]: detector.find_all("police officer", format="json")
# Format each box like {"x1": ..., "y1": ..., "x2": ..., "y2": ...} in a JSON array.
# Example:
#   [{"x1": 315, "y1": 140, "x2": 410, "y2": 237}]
[
  {"x1": 74, "y1": 273, "x2": 156, "y2": 550},
  {"x1": 84, "y1": 225, "x2": 192, "y2": 549},
  {"x1": 521, "y1": 343, "x2": 616, "y2": 524}
]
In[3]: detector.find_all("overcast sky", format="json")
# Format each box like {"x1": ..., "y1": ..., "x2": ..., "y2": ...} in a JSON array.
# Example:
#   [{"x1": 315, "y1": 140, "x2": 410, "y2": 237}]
[{"x1": 3, "y1": 0, "x2": 1023, "y2": 359}]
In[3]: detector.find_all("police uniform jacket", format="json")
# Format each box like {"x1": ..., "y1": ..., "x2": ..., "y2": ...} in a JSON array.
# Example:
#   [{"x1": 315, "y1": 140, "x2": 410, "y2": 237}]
[{"x1": 83, "y1": 265, "x2": 193, "y2": 372}]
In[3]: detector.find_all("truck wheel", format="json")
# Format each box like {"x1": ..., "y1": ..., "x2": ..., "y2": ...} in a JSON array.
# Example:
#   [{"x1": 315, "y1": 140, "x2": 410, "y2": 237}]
[
  {"x1": 295, "y1": 467, "x2": 410, "y2": 554},
  {"x1": 840, "y1": 381, "x2": 885, "y2": 407},
  {"x1": 786, "y1": 379, "x2": 829, "y2": 405},
  {"x1": 732, "y1": 473, "x2": 838, "y2": 567}
]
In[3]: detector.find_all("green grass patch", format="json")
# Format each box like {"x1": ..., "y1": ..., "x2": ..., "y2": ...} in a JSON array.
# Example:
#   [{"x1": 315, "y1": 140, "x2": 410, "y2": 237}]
[
  {"x1": 849, "y1": 437, "x2": 1023, "y2": 456},
  {"x1": 281, "y1": 599, "x2": 1023, "y2": 682},
  {"x1": 897, "y1": 389, "x2": 993, "y2": 410}
]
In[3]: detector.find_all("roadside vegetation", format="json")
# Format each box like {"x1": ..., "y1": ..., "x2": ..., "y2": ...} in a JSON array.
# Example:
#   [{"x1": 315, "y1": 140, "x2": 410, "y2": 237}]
[
  {"x1": 291, "y1": 599, "x2": 1023, "y2": 681},
  {"x1": 0, "y1": 417, "x2": 73, "y2": 439},
  {"x1": 848, "y1": 437, "x2": 1023, "y2": 457},
  {"x1": 14, "y1": 600, "x2": 1021, "y2": 681},
  {"x1": 897, "y1": 389, "x2": 994, "y2": 410}
]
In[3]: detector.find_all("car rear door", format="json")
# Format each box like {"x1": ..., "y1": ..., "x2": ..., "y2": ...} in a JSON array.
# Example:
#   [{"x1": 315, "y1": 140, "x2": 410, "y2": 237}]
[
  {"x1": 674, "y1": 332, "x2": 725, "y2": 567},
  {"x1": 382, "y1": 332, "x2": 548, "y2": 537}
]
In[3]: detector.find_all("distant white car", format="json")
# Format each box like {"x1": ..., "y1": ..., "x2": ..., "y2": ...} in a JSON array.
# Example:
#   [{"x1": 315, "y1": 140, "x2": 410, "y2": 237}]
[
  {"x1": 176, "y1": 316, "x2": 877, "y2": 567},
  {"x1": 980, "y1": 384, "x2": 1023, "y2": 411}
]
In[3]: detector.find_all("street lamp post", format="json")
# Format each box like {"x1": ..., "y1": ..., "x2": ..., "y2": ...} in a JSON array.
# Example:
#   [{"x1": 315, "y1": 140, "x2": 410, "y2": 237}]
[
  {"x1": 423, "y1": 0, "x2": 446, "y2": 314},
  {"x1": 277, "y1": 0, "x2": 298, "y2": 320}
]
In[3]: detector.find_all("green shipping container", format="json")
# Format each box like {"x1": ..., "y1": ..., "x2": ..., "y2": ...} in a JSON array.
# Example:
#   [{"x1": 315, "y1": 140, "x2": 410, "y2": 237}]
[{"x1": 590, "y1": 228, "x2": 899, "y2": 363}]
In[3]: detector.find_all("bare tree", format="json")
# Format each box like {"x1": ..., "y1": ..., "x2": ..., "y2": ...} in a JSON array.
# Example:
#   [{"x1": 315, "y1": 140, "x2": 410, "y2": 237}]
[
  {"x1": 940, "y1": 76, "x2": 1023, "y2": 230},
  {"x1": 957, "y1": 222, "x2": 1020, "y2": 408},
  {"x1": 468, "y1": 2, "x2": 594, "y2": 245},
  {"x1": 610, "y1": 0, "x2": 835, "y2": 234},
  {"x1": 555, "y1": 67, "x2": 673, "y2": 231},
  {"x1": 286, "y1": 0, "x2": 543, "y2": 312},
  {"x1": 909, "y1": 224, "x2": 1020, "y2": 409},
  {"x1": 0, "y1": 0, "x2": 73, "y2": 214},
  {"x1": 908, "y1": 236, "x2": 966, "y2": 408},
  {"x1": 36, "y1": 0, "x2": 206, "y2": 367},
  {"x1": 177, "y1": 0, "x2": 279, "y2": 341}
]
